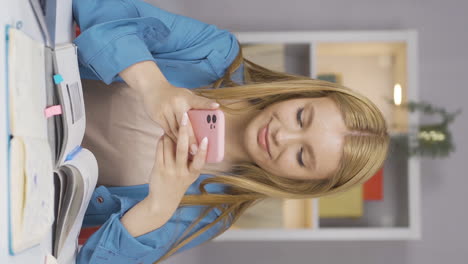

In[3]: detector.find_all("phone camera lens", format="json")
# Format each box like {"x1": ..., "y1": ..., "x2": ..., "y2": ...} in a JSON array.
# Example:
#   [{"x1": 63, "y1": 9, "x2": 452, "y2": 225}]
[
  {"x1": 212, "y1": 115, "x2": 217, "y2": 123},
  {"x1": 207, "y1": 115, "x2": 211, "y2": 123}
]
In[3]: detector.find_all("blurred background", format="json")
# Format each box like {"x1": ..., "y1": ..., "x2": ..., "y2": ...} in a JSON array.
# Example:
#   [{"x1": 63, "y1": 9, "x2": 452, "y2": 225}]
[{"x1": 149, "y1": 0, "x2": 468, "y2": 264}]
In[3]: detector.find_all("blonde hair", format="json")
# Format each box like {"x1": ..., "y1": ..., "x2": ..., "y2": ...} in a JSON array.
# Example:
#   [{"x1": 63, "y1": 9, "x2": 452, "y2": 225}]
[{"x1": 153, "y1": 40, "x2": 389, "y2": 263}]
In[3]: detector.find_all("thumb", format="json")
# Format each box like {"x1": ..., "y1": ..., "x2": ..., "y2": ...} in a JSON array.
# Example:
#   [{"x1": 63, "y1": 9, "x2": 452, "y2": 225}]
[{"x1": 191, "y1": 95, "x2": 219, "y2": 109}]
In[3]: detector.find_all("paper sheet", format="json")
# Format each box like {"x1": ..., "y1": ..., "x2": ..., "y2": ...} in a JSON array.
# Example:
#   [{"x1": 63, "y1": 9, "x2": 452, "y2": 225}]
[
  {"x1": 8, "y1": 27, "x2": 55, "y2": 253},
  {"x1": 8, "y1": 27, "x2": 48, "y2": 140},
  {"x1": 56, "y1": 149, "x2": 98, "y2": 264}
]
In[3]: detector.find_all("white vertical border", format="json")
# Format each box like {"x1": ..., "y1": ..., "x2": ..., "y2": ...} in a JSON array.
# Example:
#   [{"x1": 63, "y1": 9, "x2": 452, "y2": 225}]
[{"x1": 407, "y1": 30, "x2": 422, "y2": 240}]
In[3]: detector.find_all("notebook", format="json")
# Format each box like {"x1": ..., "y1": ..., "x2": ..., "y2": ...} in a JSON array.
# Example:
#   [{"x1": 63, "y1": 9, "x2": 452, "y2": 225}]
[
  {"x1": 319, "y1": 185, "x2": 363, "y2": 218},
  {"x1": 6, "y1": 25, "x2": 98, "y2": 263}
]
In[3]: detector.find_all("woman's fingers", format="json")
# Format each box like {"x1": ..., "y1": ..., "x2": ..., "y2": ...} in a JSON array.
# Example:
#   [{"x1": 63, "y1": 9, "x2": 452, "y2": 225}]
[
  {"x1": 156, "y1": 137, "x2": 164, "y2": 167},
  {"x1": 176, "y1": 112, "x2": 189, "y2": 166},
  {"x1": 163, "y1": 134, "x2": 175, "y2": 167},
  {"x1": 186, "y1": 120, "x2": 198, "y2": 156},
  {"x1": 160, "y1": 115, "x2": 176, "y2": 143},
  {"x1": 169, "y1": 111, "x2": 179, "y2": 139},
  {"x1": 174, "y1": 109, "x2": 197, "y2": 157},
  {"x1": 165, "y1": 114, "x2": 178, "y2": 143},
  {"x1": 189, "y1": 137, "x2": 208, "y2": 174}
]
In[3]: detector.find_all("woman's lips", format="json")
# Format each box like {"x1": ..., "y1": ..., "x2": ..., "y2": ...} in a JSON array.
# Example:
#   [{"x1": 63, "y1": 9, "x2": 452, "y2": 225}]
[{"x1": 258, "y1": 121, "x2": 271, "y2": 158}]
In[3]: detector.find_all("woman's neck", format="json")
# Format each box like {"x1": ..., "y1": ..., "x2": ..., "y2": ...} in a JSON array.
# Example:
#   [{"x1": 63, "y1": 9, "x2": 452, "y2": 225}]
[{"x1": 203, "y1": 99, "x2": 257, "y2": 173}]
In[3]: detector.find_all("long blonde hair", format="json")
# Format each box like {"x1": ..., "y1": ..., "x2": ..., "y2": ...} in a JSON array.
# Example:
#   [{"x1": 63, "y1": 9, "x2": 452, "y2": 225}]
[{"x1": 153, "y1": 40, "x2": 389, "y2": 263}]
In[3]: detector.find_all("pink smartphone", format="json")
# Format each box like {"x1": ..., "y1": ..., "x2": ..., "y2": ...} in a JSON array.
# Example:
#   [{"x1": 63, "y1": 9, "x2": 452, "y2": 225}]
[{"x1": 187, "y1": 109, "x2": 225, "y2": 163}]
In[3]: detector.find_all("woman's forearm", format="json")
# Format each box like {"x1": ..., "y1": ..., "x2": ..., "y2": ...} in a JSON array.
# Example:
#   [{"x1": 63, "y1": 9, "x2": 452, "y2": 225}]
[
  {"x1": 120, "y1": 197, "x2": 174, "y2": 237},
  {"x1": 118, "y1": 60, "x2": 171, "y2": 94}
]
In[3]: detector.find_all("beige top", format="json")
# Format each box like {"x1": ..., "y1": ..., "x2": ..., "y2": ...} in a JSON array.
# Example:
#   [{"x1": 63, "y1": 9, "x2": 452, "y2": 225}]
[{"x1": 81, "y1": 79, "x2": 164, "y2": 186}]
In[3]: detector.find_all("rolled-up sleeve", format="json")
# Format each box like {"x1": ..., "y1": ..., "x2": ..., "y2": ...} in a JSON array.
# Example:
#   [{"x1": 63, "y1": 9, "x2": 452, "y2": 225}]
[
  {"x1": 77, "y1": 194, "x2": 168, "y2": 264},
  {"x1": 73, "y1": 17, "x2": 170, "y2": 84},
  {"x1": 77, "y1": 193, "x2": 225, "y2": 264},
  {"x1": 72, "y1": 0, "x2": 239, "y2": 85}
]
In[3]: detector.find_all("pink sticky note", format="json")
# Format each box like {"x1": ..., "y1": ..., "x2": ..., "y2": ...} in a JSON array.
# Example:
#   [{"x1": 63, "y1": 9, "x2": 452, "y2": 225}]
[{"x1": 44, "y1": 105, "x2": 62, "y2": 118}]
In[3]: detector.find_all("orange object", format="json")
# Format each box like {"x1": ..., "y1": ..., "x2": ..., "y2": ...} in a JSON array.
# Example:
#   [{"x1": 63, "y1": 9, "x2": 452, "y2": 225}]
[
  {"x1": 364, "y1": 167, "x2": 383, "y2": 200},
  {"x1": 78, "y1": 226, "x2": 101, "y2": 245},
  {"x1": 75, "y1": 25, "x2": 81, "y2": 37}
]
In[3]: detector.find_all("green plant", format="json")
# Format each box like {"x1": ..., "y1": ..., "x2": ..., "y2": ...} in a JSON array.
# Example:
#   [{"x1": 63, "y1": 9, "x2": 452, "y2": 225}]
[{"x1": 391, "y1": 101, "x2": 461, "y2": 158}]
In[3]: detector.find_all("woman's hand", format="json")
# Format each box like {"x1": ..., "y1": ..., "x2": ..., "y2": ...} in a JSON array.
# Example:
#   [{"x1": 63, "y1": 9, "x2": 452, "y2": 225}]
[
  {"x1": 147, "y1": 112, "x2": 209, "y2": 216},
  {"x1": 142, "y1": 82, "x2": 218, "y2": 156},
  {"x1": 118, "y1": 60, "x2": 217, "y2": 157}
]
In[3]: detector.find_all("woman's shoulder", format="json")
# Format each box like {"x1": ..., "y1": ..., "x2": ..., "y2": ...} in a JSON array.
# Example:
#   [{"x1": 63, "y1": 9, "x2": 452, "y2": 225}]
[{"x1": 152, "y1": 31, "x2": 241, "y2": 89}]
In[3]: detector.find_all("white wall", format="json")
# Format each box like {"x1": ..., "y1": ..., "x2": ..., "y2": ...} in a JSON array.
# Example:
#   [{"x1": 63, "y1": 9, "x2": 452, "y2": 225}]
[
  {"x1": 317, "y1": 55, "x2": 395, "y2": 129},
  {"x1": 149, "y1": 0, "x2": 468, "y2": 263}
]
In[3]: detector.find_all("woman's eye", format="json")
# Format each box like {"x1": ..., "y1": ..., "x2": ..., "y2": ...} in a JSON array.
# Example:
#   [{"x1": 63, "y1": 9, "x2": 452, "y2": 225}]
[
  {"x1": 297, "y1": 107, "x2": 304, "y2": 128},
  {"x1": 297, "y1": 147, "x2": 305, "y2": 167}
]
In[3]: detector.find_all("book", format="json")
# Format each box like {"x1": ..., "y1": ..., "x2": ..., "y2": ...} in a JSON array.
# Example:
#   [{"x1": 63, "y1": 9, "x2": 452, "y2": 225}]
[
  {"x1": 319, "y1": 185, "x2": 363, "y2": 218},
  {"x1": 364, "y1": 167, "x2": 384, "y2": 201},
  {"x1": 53, "y1": 149, "x2": 97, "y2": 264},
  {"x1": 6, "y1": 26, "x2": 98, "y2": 263},
  {"x1": 52, "y1": 42, "x2": 98, "y2": 264},
  {"x1": 7, "y1": 25, "x2": 55, "y2": 255}
]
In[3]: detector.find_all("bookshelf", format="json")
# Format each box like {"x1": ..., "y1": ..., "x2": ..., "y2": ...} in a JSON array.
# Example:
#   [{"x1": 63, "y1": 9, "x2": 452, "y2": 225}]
[{"x1": 213, "y1": 30, "x2": 421, "y2": 241}]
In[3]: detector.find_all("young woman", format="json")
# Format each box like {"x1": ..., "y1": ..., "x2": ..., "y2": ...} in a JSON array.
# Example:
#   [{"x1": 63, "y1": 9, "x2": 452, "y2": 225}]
[{"x1": 73, "y1": 0, "x2": 389, "y2": 263}]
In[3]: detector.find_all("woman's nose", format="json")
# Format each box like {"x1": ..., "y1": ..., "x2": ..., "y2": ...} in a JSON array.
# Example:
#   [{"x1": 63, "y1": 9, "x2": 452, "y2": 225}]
[{"x1": 274, "y1": 128, "x2": 301, "y2": 147}]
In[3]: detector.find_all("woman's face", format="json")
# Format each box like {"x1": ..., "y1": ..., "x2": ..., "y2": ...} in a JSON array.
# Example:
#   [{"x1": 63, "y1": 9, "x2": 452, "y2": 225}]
[{"x1": 243, "y1": 97, "x2": 348, "y2": 180}]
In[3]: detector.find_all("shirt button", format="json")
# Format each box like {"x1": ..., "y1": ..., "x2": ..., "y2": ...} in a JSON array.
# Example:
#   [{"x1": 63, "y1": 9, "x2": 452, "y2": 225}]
[{"x1": 96, "y1": 196, "x2": 104, "y2": 203}]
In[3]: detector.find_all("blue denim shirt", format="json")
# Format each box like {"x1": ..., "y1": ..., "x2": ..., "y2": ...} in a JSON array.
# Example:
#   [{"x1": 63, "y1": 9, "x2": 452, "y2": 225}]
[
  {"x1": 72, "y1": 0, "x2": 244, "y2": 263},
  {"x1": 73, "y1": 0, "x2": 242, "y2": 87},
  {"x1": 79, "y1": 175, "x2": 229, "y2": 264}
]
